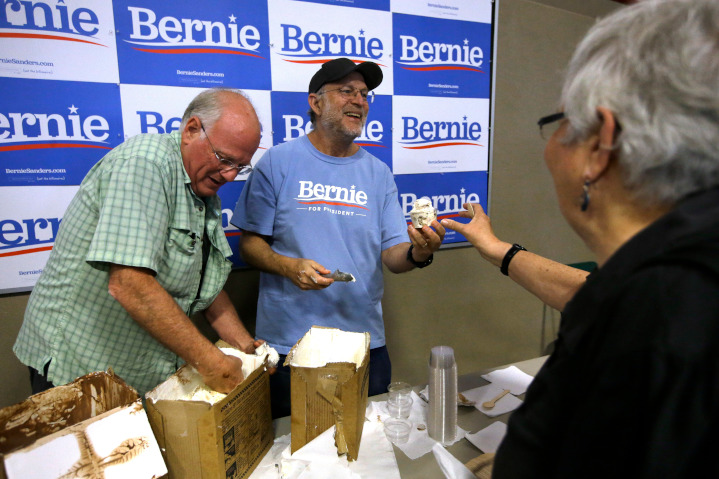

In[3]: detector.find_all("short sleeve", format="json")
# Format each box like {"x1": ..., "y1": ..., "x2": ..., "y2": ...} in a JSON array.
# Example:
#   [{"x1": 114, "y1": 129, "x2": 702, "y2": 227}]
[
  {"x1": 86, "y1": 155, "x2": 172, "y2": 273},
  {"x1": 231, "y1": 150, "x2": 277, "y2": 237},
  {"x1": 380, "y1": 168, "x2": 409, "y2": 250}
]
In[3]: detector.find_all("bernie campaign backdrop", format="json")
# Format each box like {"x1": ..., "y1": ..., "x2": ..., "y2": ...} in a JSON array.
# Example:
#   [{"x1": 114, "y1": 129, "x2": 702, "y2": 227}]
[{"x1": 0, "y1": 0, "x2": 496, "y2": 293}]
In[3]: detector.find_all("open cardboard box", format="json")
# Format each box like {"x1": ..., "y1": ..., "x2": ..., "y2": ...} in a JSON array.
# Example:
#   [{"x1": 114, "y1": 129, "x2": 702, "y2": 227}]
[
  {"x1": 286, "y1": 326, "x2": 370, "y2": 461},
  {"x1": 0, "y1": 370, "x2": 166, "y2": 479},
  {"x1": 145, "y1": 341, "x2": 273, "y2": 479}
]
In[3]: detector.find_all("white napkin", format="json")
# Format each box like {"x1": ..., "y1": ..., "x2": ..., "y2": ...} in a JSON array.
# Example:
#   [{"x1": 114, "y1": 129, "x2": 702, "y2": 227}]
[
  {"x1": 465, "y1": 421, "x2": 507, "y2": 453},
  {"x1": 480, "y1": 365, "x2": 534, "y2": 395},
  {"x1": 460, "y1": 384, "x2": 522, "y2": 417},
  {"x1": 248, "y1": 420, "x2": 399, "y2": 479},
  {"x1": 247, "y1": 433, "x2": 292, "y2": 478},
  {"x1": 432, "y1": 443, "x2": 476, "y2": 479},
  {"x1": 368, "y1": 391, "x2": 466, "y2": 461},
  {"x1": 418, "y1": 386, "x2": 475, "y2": 407}
]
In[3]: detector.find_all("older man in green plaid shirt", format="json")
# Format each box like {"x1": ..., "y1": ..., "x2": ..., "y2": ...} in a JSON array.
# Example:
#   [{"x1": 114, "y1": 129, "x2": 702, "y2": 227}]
[{"x1": 14, "y1": 89, "x2": 262, "y2": 396}]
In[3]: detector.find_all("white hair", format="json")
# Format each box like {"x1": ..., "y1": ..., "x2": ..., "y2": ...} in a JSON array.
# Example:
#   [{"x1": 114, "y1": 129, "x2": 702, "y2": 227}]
[
  {"x1": 180, "y1": 88, "x2": 252, "y2": 130},
  {"x1": 560, "y1": 0, "x2": 719, "y2": 207}
]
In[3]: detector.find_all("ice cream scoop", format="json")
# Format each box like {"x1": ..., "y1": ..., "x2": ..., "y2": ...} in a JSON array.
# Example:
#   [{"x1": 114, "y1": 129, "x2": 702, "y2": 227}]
[
  {"x1": 322, "y1": 269, "x2": 356, "y2": 282},
  {"x1": 409, "y1": 196, "x2": 438, "y2": 228}
]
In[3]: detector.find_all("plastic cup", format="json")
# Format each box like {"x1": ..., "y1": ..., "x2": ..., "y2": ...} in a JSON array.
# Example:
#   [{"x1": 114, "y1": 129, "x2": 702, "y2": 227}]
[
  {"x1": 387, "y1": 381, "x2": 412, "y2": 401},
  {"x1": 387, "y1": 394, "x2": 413, "y2": 419},
  {"x1": 384, "y1": 418, "x2": 411, "y2": 445}
]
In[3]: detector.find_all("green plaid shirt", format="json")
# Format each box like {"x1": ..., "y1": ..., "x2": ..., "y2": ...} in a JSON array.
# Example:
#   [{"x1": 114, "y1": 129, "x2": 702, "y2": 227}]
[{"x1": 14, "y1": 131, "x2": 232, "y2": 395}]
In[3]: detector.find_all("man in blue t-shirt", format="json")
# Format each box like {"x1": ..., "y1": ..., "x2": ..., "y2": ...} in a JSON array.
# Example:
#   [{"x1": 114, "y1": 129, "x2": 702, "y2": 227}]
[{"x1": 232, "y1": 58, "x2": 445, "y2": 418}]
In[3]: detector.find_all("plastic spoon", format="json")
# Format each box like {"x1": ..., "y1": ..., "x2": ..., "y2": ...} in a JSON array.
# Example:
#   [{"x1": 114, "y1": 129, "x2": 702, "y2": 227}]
[{"x1": 482, "y1": 389, "x2": 510, "y2": 409}]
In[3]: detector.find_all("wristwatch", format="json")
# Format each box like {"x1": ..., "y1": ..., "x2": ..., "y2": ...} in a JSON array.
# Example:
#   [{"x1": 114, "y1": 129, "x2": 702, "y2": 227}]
[
  {"x1": 500, "y1": 243, "x2": 526, "y2": 276},
  {"x1": 407, "y1": 244, "x2": 433, "y2": 268}
]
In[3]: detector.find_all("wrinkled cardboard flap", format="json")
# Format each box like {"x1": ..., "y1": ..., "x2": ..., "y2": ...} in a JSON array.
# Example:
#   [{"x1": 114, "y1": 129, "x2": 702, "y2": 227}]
[
  {"x1": 0, "y1": 371, "x2": 138, "y2": 455},
  {"x1": 146, "y1": 348, "x2": 272, "y2": 479},
  {"x1": 288, "y1": 327, "x2": 370, "y2": 461},
  {"x1": 3, "y1": 401, "x2": 167, "y2": 479},
  {"x1": 0, "y1": 371, "x2": 161, "y2": 479}
]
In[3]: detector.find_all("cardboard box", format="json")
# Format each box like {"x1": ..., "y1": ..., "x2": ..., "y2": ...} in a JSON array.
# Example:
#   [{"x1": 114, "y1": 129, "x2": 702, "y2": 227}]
[
  {"x1": 286, "y1": 326, "x2": 370, "y2": 461},
  {"x1": 0, "y1": 371, "x2": 167, "y2": 479},
  {"x1": 145, "y1": 344, "x2": 273, "y2": 479}
]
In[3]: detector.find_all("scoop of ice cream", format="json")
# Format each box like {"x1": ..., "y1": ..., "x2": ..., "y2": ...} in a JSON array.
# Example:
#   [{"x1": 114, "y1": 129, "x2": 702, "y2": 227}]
[
  {"x1": 180, "y1": 344, "x2": 280, "y2": 403},
  {"x1": 254, "y1": 342, "x2": 280, "y2": 369},
  {"x1": 409, "y1": 197, "x2": 437, "y2": 228}
]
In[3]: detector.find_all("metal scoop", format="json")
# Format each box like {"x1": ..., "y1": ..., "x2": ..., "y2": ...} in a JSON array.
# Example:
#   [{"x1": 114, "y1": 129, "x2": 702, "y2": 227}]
[{"x1": 322, "y1": 269, "x2": 356, "y2": 282}]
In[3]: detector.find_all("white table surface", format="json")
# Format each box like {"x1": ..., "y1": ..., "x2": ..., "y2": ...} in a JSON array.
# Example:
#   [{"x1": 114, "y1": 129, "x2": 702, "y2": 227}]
[{"x1": 271, "y1": 355, "x2": 548, "y2": 478}]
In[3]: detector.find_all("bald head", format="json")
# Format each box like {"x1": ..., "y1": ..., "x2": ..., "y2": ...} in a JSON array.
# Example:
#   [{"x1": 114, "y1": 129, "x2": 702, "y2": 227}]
[
  {"x1": 180, "y1": 88, "x2": 261, "y2": 197},
  {"x1": 181, "y1": 88, "x2": 260, "y2": 134}
]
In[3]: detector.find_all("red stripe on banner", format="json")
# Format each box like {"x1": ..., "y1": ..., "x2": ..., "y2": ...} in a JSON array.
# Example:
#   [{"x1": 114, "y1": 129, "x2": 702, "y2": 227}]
[
  {"x1": 297, "y1": 200, "x2": 369, "y2": 210},
  {"x1": 0, "y1": 246, "x2": 53, "y2": 258},
  {"x1": 0, "y1": 32, "x2": 106, "y2": 47},
  {"x1": 354, "y1": 143, "x2": 387, "y2": 148},
  {"x1": 283, "y1": 59, "x2": 328, "y2": 64},
  {"x1": 402, "y1": 142, "x2": 481, "y2": 149},
  {"x1": 401, "y1": 66, "x2": 483, "y2": 73},
  {"x1": 283, "y1": 58, "x2": 388, "y2": 68},
  {"x1": 0, "y1": 143, "x2": 112, "y2": 152},
  {"x1": 132, "y1": 47, "x2": 263, "y2": 58}
]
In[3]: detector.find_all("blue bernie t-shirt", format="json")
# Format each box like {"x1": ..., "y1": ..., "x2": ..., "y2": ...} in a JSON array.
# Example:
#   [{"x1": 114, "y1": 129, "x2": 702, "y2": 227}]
[{"x1": 232, "y1": 135, "x2": 409, "y2": 354}]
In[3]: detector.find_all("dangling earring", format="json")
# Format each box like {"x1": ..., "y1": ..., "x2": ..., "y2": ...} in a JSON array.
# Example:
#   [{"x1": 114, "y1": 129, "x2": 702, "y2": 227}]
[{"x1": 580, "y1": 180, "x2": 591, "y2": 212}]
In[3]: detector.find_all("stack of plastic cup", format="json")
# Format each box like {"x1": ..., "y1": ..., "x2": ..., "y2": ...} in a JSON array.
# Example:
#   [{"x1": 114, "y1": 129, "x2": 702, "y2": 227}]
[
  {"x1": 387, "y1": 394, "x2": 413, "y2": 419},
  {"x1": 384, "y1": 417, "x2": 411, "y2": 444},
  {"x1": 427, "y1": 345, "x2": 457, "y2": 445},
  {"x1": 387, "y1": 381, "x2": 412, "y2": 400},
  {"x1": 385, "y1": 381, "x2": 413, "y2": 444}
]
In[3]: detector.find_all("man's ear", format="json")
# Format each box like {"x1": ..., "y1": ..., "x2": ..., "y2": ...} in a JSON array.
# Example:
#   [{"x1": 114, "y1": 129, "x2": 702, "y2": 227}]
[
  {"x1": 308, "y1": 93, "x2": 322, "y2": 117},
  {"x1": 180, "y1": 116, "x2": 202, "y2": 148},
  {"x1": 184, "y1": 116, "x2": 202, "y2": 137}
]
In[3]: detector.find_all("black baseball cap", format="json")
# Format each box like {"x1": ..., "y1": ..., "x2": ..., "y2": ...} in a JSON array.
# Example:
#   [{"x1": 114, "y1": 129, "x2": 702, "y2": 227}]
[{"x1": 308, "y1": 58, "x2": 383, "y2": 94}]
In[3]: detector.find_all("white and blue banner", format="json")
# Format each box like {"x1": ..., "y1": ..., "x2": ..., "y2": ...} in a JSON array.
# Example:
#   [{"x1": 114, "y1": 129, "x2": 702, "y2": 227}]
[{"x1": 0, "y1": 0, "x2": 496, "y2": 293}]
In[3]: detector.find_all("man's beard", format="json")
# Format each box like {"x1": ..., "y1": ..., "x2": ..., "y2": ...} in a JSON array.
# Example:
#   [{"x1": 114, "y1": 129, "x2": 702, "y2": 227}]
[{"x1": 319, "y1": 105, "x2": 365, "y2": 139}]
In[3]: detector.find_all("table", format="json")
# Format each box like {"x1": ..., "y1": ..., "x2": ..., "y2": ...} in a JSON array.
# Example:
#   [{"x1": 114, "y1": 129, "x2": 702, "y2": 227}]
[{"x1": 272, "y1": 355, "x2": 547, "y2": 478}]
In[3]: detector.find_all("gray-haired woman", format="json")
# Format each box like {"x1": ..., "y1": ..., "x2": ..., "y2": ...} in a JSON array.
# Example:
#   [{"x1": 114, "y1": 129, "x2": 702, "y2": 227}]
[{"x1": 444, "y1": 0, "x2": 719, "y2": 476}]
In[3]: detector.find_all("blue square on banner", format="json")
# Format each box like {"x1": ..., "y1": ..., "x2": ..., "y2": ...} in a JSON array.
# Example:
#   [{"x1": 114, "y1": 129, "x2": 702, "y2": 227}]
[
  {"x1": 269, "y1": 91, "x2": 315, "y2": 147},
  {"x1": 0, "y1": 78, "x2": 124, "y2": 187},
  {"x1": 394, "y1": 171, "x2": 488, "y2": 245},
  {"x1": 217, "y1": 180, "x2": 247, "y2": 268},
  {"x1": 114, "y1": 1, "x2": 271, "y2": 89},
  {"x1": 392, "y1": 13, "x2": 492, "y2": 98},
  {"x1": 270, "y1": 91, "x2": 393, "y2": 169}
]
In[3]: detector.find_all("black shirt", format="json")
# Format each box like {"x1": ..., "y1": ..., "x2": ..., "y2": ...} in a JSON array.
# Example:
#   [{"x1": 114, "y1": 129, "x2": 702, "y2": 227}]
[{"x1": 494, "y1": 187, "x2": 719, "y2": 479}]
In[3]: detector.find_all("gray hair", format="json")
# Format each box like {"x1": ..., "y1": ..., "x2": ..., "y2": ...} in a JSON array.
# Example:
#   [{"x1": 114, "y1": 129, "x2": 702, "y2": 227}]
[
  {"x1": 180, "y1": 88, "x2": 252, "y2": 130},
  {"x1": 560, "y1": 0, "x2": 719, "y2": 207}
]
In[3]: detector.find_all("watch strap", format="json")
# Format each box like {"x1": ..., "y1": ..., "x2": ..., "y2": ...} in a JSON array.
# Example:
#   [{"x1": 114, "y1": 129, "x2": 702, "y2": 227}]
[
  {"x1": 407, "y1": 244, "x2": 433, "y2": 268},
  {"x1": 500, "y1": 243, "x2": 526, "y2": 276}
]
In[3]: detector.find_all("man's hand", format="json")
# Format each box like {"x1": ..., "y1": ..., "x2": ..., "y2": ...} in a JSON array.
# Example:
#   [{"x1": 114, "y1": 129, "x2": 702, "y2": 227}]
[
  {"x1": 199, "y1": 352, "x2": 245, "y2": 394},
  {"x1": 285, "y1": 258, "x2": 333, "y2": 290},
  {"x1": 407, "y1": 218, "x2": 446, "y2": 261}
]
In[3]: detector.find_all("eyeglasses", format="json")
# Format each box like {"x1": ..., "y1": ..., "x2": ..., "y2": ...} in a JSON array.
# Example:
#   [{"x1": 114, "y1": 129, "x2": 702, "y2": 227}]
[
  {"x1": 537, "y1": 112, "x2": 566, "y2": 140},
  {"x1": 319, "y1": 86, "x2": 375, "y2": 104},
  {"x1": 200, "y1": 121, "x2": 253, "y2": 175}
]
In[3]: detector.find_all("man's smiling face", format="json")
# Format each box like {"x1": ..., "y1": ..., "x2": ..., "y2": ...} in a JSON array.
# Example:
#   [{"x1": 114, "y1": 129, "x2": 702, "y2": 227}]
[{"x1": 317, "y1": 72, "x2": 368, "y2": 139}]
